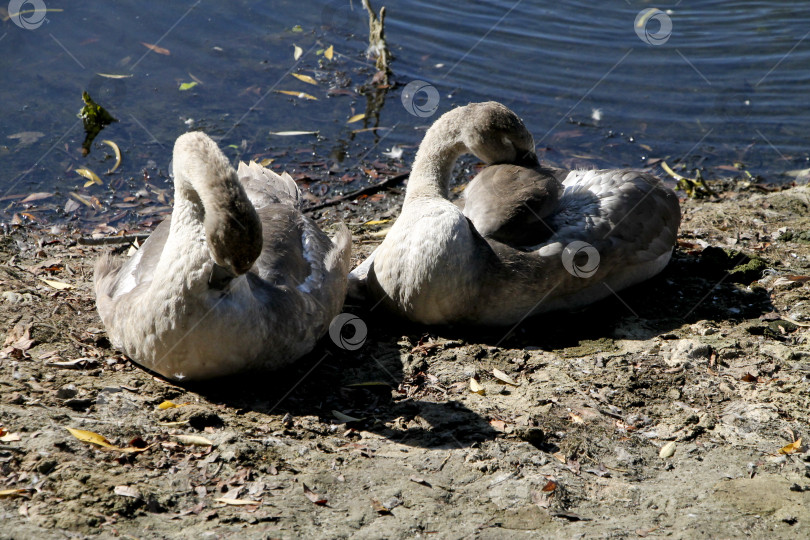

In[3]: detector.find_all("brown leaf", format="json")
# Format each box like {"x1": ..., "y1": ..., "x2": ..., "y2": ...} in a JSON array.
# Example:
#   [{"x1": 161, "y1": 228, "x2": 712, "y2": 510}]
[
  {"x1": 141, "y1": 42, "x2": 170, "y2": 55},
  {"x1": 541, "y1": 480, "x2": 557, "y2": 492},
  {"x1": 740, "y1": 373, "x2": 759, "y2": 383},
  {"x1": 303, "y1": 484, "x2": 327, "y2": 505}
]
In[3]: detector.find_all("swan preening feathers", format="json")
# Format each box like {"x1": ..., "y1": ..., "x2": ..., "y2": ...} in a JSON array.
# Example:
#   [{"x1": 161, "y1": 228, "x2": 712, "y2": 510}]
[
  {"x1": 349, "y1": 102, "x2": 680, "y2": 325},
  {"x1": 95, "y1": 132, "x2": 351, "y2": 381},
  {"x1": 94, "y1": 101, "x2": 680, "y2": 379}
]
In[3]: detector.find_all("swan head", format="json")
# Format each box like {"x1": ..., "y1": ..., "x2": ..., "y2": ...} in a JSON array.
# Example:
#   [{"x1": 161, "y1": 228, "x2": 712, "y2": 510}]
[
  {"x1": 460, "y1": 102, "x2": 538, "y2": 167},
  {"x1": 172, "y1": 132, "x2": 263, "y2": 277}
]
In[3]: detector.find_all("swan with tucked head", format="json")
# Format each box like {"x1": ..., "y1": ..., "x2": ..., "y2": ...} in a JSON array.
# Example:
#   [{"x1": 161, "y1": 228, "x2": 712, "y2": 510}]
[
  {"x1": 349, "y1": 102, "x2": 680, "y2": 325},
  {"x1": 95, "y1": 132, "x2": 351, "y2": 380}
]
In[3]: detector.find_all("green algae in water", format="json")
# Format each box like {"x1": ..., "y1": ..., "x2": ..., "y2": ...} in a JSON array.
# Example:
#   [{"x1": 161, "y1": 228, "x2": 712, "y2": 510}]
[{"x1": 78, "y1": 91, "x2": 117, "y2": 156}]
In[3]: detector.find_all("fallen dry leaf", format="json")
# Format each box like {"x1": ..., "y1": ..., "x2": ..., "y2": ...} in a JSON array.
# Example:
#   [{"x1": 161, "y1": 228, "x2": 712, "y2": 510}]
[
  {"x1": 541, "y1": 480, "x2": 557, "y2": 492},
  {"x1": 0, "y1": 489, "x2": 31, "y2": 499},
  {"x1": 492, "y1": 368, "x2": 519, "y2": 386},
  {"x1": 39, "y1": 278, "x2": 73, "y2": 290},
  {"x1": 174, "y1": 434, "x2": 213, "y2": 447},
  {"x1": 469, "y1": 378, "x2": 485, "y2": 395},
  {"x1": 659, "y1": 441, "x2": 676, "y2": 459},
  {"x1": 303, "y1": 483, "x2": 327, "y2": 505},
  {"x1": 778, "y1": 438, "x2": 803, "y2": 455},
  {"x1": 370, "y1": 498, "x2": 392, "y2": 515},
  {"x1": 113, "y1": 485, "x2": 141, "y2": 499},
  {"x1": 157, "y1": 400, "x2": 188, "y2": 410},
  {"x1": 65, "y1": 427, "x2": 149, "y2": 453},
  {"x1": 214, "y1": 497, "x2": 261, "y2": 506},
  {"x1": 75, "y1": 167, "x2": 102, "y2": 186}
]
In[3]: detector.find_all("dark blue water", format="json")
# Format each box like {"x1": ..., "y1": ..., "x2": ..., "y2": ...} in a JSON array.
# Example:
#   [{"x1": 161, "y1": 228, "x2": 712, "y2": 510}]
[{"x1": 2, "y1": 1, "x2": 809, "y2": 226}]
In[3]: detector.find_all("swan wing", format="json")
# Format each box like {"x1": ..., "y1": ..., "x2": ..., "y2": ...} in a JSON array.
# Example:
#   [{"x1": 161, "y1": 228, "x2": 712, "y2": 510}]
[
  {"x1": 237, "y1": 161, "x2": 301, "y2": 210},
  {"x1": 541, "y1": 169, "x2": 680, "y2": 268}
]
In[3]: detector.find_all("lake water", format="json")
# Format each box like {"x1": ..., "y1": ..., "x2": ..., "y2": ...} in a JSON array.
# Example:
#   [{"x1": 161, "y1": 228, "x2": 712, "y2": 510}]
[{"x1": 2, "y1": 0, "x2": 809, "y2": 226}]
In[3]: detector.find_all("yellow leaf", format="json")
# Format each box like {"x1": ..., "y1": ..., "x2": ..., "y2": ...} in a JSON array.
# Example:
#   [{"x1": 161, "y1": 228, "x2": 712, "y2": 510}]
[
  {"x1": 214, "y1": 497, "x2": 260, "y2": 506},
  {"x1": 347, "y1": 113, "x2": 366, "y2": 124},
  {"x1": 276, "y1": 90, "x2": 318, "y2": 100},
  {"x1": 96, "y1": 73, "x2": 133, "y2": 79},
  {"x1": 259, "y1": 158, "x2": 274, "y2": 166},
  {"x1": 65, "y1": 427, "x2": 149, "y2": 453},
  {"x1": 175, "y1": 434, "x2": 213, "y2": 446},
  {"x1": 324, "y1": 45, "x2": 334, "y2": 60},
  {"x1": 178, "y1": 81, "x2": 198, "y2": 91},
  {"x1": 469, "y1": 378, "x2": 486, "y2": 395},
  {"x1": 659, "y1": 441, "x2": 677, "y2": 459},
  {"x1": 69, "y1": 192, "x2": 93, "y2": 207},
  {"x1": 75, "y1": 167, "x2": 102, "y2": 185},
  {"x1": 779, "y1": 438, "x2": 802, "y2": 455},
  {"x1": 0, "y1": 489, "x2": 29, "y2": 499},
  {"x1": 291, "y1": 73, "x2": 317, "y2": 85},
  {"x1": 364, "y1": 219, "x2": 390, "y2": 226},
  {"x1": 66, "y1": 427, "x2": 116, "y2": 449},
  {"x1": 101, "y1": 140, "x2": 122, "y2": 173},
  {"x1": 293, "y1": 44, "x2": 303, "y2": 60},
  {"x1": 39, "y1": 278, "x2": 73, "y2": 290},
  {"x1": 157, "y1": 400, "x2": 180, "y2": 410},
  {"x1": 492, "y1": 368, "x2": 519, "y2": 386}
]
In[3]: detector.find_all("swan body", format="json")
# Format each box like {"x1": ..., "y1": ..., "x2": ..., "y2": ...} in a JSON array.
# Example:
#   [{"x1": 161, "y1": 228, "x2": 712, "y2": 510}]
[
  {"x1": 349, "y1": 102, "x2": 680, "y2": 325},
  {"x1": 95, "y1": 132, "x2": 351, "y2": 380}
]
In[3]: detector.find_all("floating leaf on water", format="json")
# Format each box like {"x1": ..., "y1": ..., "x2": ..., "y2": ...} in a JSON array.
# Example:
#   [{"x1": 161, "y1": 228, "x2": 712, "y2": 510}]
[
  {"x1": 101, "y1": 140, "x2": 122, "y2": 173},
  {"x1": 332, "y1": 410, "x2": 365, "y2": 423},
  {"x1": 303, "y1": 483, "x2": 327, "y2": 505},
  {"x1": 179, "y1": 81, "x2": 198, "y2": 91},
  {"x1": 20, "y1": 192, "x2": 53, "y2": 204},
  {"x1": 75, "y1": 167, "x2": 102, "y2": 185},
  {"x1": 174, "y1": 434, "x2": 213, "y2": 446},
  {"x1": 291, "y1": 73, "x2": 317, "y2": 85},
  {"x1": 39, "y1": 278, "x2": 73, "y2": 290},
  {"x1": 293, "y1": 44, "x2": 303, "y2": 60},
  {"x1": 96, "y1": 73, "x2": 133, "y2": 79},
  {"x1": 259, "y1": 158, "x2": 274, "y2": 166},
  {"x1": 7, "y1": 131, "x2": 44, "y2": 145},
  {"x1": 291, "y1": 24, "x2": 303, "y2": 33},
  {"x1": 214, "y1": 497, "x2": 261, "y2": 506},
  {"x1": 492, "y1": 368, "x2": 519, "y2": 386},
  {"x1": 69, "y1": 192, "x2": 93, "y2": 207},
  {"x1": 269, "y1": 130, "x2": 318, "y2": 136},
  {"x1": 347, "y1": 113, "x2": 366, "y2": 124},
  {"x1": 469, "y1": 378, "x2": 485, "y2": 395},
  {"x1": 276, "y1": 90, "x2": 318, "y2": 100},
  {"x1": 141, "y1": 42, "x2": 170, "y2": 55},
  {"x1": 324, "y1": 45, "x2": 334, "y2": 60},
  {"x1": 778, "y1": 438, "x2": 802, "y2": 455}
]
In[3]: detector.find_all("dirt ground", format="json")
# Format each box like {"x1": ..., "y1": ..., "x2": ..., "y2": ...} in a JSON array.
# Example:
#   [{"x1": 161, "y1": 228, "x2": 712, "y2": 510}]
[{"x1": 2, "y1": 179, "x2": 810, "y2": 539}]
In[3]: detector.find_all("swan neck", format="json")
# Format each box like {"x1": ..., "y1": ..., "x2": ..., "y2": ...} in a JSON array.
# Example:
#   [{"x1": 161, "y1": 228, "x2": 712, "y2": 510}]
[{"x1": 405, "y1": 111, "x2": 468, "y2": 202}]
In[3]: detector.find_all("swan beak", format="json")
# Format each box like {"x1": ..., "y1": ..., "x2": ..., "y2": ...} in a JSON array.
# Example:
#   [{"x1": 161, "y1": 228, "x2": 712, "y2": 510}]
[
  {"x1": 515, "y1": 150, "x2": 540, "y2": 168},
  {"x1": 208, "y1": 262, "x2": 237, "y2": 290}
]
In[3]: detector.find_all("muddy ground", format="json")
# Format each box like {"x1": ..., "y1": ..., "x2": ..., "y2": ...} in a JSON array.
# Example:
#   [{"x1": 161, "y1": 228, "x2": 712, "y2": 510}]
[{"x1": 2, "y1": 178, "x2": 810, "y2": 539}]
